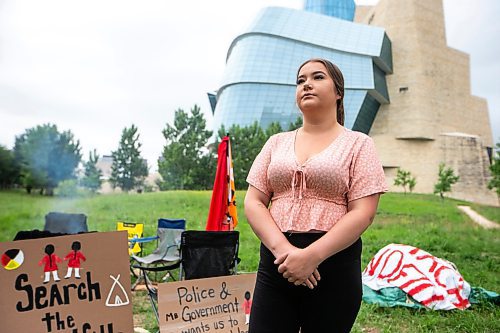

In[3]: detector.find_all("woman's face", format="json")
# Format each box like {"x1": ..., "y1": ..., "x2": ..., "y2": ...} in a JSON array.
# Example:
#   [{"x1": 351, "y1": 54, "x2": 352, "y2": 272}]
[{"x1": 295, "y1": 61, "x2": 339, "y2": 113}]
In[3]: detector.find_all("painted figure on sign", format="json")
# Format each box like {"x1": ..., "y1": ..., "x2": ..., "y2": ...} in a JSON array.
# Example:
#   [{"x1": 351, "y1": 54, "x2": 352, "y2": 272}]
[
  {"x1": 38, "y1": 244, "x2": 62, "y2": 283},
  {"x1": 64, "y1": 241, "x2": 86, "y2": 279},
  {"x1": 243, "y1": 291, "x2": 252, "y2": 325}
]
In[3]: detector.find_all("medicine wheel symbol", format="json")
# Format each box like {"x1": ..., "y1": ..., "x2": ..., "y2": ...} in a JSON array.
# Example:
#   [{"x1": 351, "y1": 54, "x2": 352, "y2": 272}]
[
  {"x1": 1, "y1": 249, "x2": 25, "y2": 270},
  {"x1": 105, "y1": 274, "x2": 130, "y2": 307}
]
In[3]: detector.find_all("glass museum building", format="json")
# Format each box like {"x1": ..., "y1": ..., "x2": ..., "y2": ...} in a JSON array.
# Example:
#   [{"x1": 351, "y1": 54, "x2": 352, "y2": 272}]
[{"x1": 209, "y1": 0, "x2": 392, "y2": 134}]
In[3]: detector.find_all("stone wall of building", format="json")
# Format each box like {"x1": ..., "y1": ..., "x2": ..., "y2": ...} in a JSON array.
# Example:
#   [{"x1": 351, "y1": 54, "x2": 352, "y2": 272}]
[
  {"x1": 355, "y1": 0, "x2": 496, "y2": 205},
  {"x1": 440, "y1": 133, "x2": 496, "y2": 205}
]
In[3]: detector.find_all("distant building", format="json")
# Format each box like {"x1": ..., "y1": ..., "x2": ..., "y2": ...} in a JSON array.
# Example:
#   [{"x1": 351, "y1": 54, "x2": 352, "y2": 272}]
[
  {"x1": 96, "y1": 155, "x2": 113, "y2": 181},
  {"x1": 96, "y1": 155, "x2": 117, "y2": 194},
  {"x1": 356, "y1": 0, "x2": 494, "y2": 205},
  {"x1": 96, "y1": 155, "x2": 159, "y2": 193},
  {"x1": 210, "y1": 0, "x2": 495, "y2": 205}
]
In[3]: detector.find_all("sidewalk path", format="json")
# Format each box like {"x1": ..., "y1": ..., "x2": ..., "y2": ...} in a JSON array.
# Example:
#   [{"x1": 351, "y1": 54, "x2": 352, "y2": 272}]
[
  {"x1": 134, "y1": 328, "x2": 150, "y2": 333},
  {"x1": 457, "y1": 206, "x2": 499, "y2": 229}
]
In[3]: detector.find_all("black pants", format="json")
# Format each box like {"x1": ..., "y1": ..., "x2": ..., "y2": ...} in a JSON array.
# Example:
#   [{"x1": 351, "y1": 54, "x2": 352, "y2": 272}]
[{"x1": 249, "y1": 233, "x2": 362, "y2": 333}]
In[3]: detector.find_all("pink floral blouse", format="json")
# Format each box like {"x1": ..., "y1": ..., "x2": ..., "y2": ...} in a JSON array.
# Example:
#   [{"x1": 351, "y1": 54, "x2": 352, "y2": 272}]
[{"x1": 246, "y1": 128, "x2": 388, "y2": 232}]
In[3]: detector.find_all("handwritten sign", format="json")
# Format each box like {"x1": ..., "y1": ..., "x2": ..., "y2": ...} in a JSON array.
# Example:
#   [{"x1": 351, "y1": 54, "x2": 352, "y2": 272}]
[
  {"x1": 158, "y1": 273, "x2": 256, "y2": 333},
  {"x1": 0, "y1": 231, "x2": 134, "y2": 332}
]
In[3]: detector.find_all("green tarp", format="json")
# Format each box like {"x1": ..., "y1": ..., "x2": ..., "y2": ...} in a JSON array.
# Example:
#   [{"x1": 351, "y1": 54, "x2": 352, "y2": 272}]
[{"x1": 362, "y1": 285, "x2": 499, "y2": 309}]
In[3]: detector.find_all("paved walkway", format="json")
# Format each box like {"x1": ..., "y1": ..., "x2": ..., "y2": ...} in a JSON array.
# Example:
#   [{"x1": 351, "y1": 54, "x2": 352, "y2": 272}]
[
  {"x1": 457, "y1": 206, "x2": 499, "y2": 229},
  {"x1": 134, "y1": 328, "x2": 150, "y2": 333}
]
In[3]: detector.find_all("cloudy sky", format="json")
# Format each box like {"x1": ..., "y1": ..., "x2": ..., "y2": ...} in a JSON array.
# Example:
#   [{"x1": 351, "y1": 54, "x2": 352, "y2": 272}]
[{"x1": 0, "y1": 0, "x2": 498, "y2": 171}]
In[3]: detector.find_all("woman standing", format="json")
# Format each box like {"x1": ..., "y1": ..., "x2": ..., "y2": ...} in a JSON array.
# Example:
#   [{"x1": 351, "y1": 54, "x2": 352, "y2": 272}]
[{"x1": 245, "y1": 58, "x2": 387, "y2": 332}]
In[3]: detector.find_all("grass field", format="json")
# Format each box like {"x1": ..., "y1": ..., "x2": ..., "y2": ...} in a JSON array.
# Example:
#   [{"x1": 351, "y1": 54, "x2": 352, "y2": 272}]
[{"x1": 0, "y1": 190, "x2": 499, "y2": 332}]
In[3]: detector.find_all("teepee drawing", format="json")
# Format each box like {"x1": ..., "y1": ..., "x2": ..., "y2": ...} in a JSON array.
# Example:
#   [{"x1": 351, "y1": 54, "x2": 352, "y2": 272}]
[{"x1": 105, "y1": 274, "x2": 130, "y2": 307}]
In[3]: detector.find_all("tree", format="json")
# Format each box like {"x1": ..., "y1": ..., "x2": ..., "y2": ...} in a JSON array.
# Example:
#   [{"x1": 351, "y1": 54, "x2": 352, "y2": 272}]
[
  {"x1": 218, "y1": 121, "x2": 272, "y2": 189},
  {"x1": 0, "y1": 145, "x2": 20, "y2": 188},
  {"x1": 13, "y1": 124, "x2": 81, "y2": 195},
  {"x1": 265, "y1": 121, "x2": 283, "y2": 137},
  {"x1": 434, "y1": 163, "x2": 459, "y2": 200},
  {"x1": 158, "y1": 105, "x2": 213, "y2": 190},
  {"x1": 487, "y1": 142, "x2": 500, "y2": 202},
  {"x1": 288, "y1": 116, "x2": 303, "y2": 131},
  {"x1": 81, "y1": 149, "x2": 103, "y2": 193},
  {"x1": 393, "y1": 168, "x2": 416, "y2": 194},
  {"x1": 110, "y1": 125, "x2": 148, "y2": 192},
  {"x1": 408, "y1": 177, "x2": 417, "y2": 193},
  {"x1": 55, "y1": 179, "x2": 79, "y2": 197}
]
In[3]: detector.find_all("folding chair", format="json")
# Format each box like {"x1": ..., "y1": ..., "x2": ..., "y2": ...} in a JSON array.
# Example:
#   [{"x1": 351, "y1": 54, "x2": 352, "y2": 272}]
[
  {"x1": 131, "y1": 218, "x2": 186, "y2": 326},
  {"x1": 44, "y1": 212, "x2": 88, "y2": 234},
  {"x1": 131, "y1": 218, "x2": 186, "y2": 289},
  {"x1": 117, "y1": 221, "x2": 145, "y2": 256},
  {"x1": 179, "y1": 230, "x2": 240, "y2": 280}
]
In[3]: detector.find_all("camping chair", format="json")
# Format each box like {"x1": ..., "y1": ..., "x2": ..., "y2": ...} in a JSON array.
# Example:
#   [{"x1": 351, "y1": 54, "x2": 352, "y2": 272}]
[
  {"x1": 179, "y1": 230, "x2": 240, "y2": 280},
  {"x1": 117, "y1": 221, "x2": 149, "y2": 280},
  {"x1": 131, "y1": 218, "x2": 186, "y2": 326},
  {"x1": 117, "y1": 221, "x2": 145, "y2": 256},
  {"x1": 44, "y1": 212, "x2": 88, "y2": 234},
  {"x1": 131, "y1": 218, "x2": 186, "y2": 290}
]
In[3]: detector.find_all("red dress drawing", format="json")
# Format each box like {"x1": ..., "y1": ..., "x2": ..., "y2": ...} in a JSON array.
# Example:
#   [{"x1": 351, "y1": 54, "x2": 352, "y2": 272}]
[
  {"x1": 39, "y1": 254, "x2": 62, "y2": 272},
  {"x1": 243, "y1": 296, "x2": 252, "y2": 324},
  {"x1": 39, "y1": 245, "x2": 62, "y2": 283},
  {"x1": 64, "y1": 241, "x2": 86, "y2": 279},
  {"x1": 64, "y1": 251, "x2": 86, "y2": 268},
  {"x1": 243, "y1": 298, "x2": 252, "y2": 315}
]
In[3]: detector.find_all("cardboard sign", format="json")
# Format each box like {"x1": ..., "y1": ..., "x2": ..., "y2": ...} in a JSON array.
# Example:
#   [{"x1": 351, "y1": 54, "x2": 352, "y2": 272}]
[
  {"x1": 158, "y1": 273, "x2": 257, "y2": 333},
  {"x1": 0, "y1": 231, "x2": 133, "y2": 333}
]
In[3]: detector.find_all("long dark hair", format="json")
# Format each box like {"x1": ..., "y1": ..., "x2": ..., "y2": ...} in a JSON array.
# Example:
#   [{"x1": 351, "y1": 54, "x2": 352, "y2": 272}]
[
  {"x1": 45, "y1": 244, "x2": 55, "y2": 267},
  {"x1": 71, "y1": 241, "x2": 81, "y2": 260},
  {"x1": 297, "y1": 58, "x2": 345, "y2": 126}
]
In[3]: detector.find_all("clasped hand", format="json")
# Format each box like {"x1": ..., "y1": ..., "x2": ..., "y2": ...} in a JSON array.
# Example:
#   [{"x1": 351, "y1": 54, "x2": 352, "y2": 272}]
[{"x1": 274, "y1": 247, "x2": 321, "y2": 289}]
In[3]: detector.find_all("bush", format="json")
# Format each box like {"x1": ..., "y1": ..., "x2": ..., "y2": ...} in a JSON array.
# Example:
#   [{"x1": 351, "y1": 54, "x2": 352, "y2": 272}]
[{"x1": 55, "y1": 179, "x2": 85, "y2": 198}]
